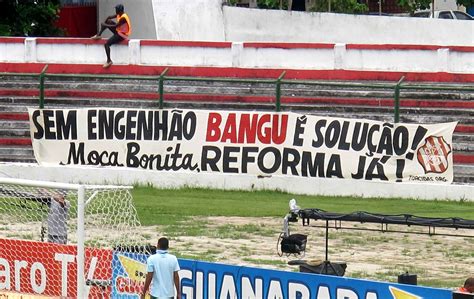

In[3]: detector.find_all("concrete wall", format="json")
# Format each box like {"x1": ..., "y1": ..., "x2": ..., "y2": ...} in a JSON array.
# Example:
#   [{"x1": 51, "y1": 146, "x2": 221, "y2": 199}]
[
  {"x1": 2, "y1": 38, "x2": 473, "y2": 74},
  {"x1": 97, "y1": 0, "x2": 157, "y2": 39},
  {"x1": 222, "y1": 7, "x2": 474, "y2": 46},
  {"x1": 97, "y1": 1, "x2": 473, "y2": 45},
  {"x1": 151, "y1": 0, "x2": 225, "y2": 41},
  {"x1": 0, "y1": 164, "x2": 472, "y2": 201}
]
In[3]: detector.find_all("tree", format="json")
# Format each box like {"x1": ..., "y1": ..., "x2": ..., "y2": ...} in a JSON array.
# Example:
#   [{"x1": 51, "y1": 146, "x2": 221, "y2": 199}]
[
  {"x1": 0, "y1": 0, "x2": 63, "y2": 37},
  {"x1": 309, "y1": 0, "x2": 368, "y2": 13}
]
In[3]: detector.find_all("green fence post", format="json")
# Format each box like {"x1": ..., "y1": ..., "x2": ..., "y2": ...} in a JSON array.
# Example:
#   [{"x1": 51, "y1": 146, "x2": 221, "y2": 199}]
[
  {"x1": 393, "y1": 76, "x2": 405, "y2": 123},
  {"x1": 39, "y1": 65, "x2": 49, "y2": 109},
  {"x1": 275, "y1": 71, "x2": 286, "y2": 112},
  {"x1": 159, "y1": 68, "x2": 169, "y2": 109}
]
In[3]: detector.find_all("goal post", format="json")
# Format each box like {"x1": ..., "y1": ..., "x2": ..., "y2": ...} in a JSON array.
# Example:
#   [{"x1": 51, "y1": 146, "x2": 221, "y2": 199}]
[{"x1": 0, "y1": 177, "x2": 144, "y2": 298}]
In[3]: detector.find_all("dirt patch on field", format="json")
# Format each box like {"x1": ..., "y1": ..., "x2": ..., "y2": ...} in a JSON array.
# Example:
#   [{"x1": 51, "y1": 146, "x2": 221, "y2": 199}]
[
  {"x1": 2, "y1": 216, "x2": 472, "y2": 289},
  {"x1": 154, "y1": 216, "x2": 474, "y2": 289}
]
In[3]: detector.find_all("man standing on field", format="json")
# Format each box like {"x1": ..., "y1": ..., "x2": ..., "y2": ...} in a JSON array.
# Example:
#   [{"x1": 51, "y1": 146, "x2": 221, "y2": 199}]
[{"x1": 141, "y1": 237, "x2": 181, "y2": 299}]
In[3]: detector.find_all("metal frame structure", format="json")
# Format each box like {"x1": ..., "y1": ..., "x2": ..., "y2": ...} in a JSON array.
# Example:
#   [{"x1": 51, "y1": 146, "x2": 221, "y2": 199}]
[{"x1": 4, "y1": 66, "x2": 473, "y2": 123}]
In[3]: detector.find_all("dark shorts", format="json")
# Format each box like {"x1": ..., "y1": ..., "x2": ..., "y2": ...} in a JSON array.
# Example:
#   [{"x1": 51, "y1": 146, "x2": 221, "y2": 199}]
[
  {"x1": 150, "y1": 296, "x2": 173, "y2": 299},
  {"x1": 106, "y1": 33, "x2": 124, "y2": 47}
]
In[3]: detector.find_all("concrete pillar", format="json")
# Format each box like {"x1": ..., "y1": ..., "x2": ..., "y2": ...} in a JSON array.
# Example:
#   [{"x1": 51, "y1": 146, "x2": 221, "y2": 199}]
[
  {"x1": 129, "y1": 39, "x2": 141, "y2": 65},
  {"x1": 437, "y1": 48, "x2": 449, "y2": 72},
  {"x1": 25, "y1": 38, "x2": 37, "y2": 63},
  {"x1": 231, "y1": 42, "x2": 244, "y2": 68},
  {"x1": 334, "y1": 43, "x2": 346, "y2": 70}
]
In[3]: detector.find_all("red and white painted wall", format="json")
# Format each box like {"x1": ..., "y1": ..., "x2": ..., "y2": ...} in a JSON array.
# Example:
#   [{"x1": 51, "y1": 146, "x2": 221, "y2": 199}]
[{"x1": 1, "y1": 37, "x2": 473, "y2": 74}]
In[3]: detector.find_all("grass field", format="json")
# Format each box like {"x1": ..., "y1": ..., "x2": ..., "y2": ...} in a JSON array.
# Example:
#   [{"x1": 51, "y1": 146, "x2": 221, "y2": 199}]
[
  {"x1": 132, "y1": 186, "x2": 474, "y2": 226},
  {"x1": 131, "y1": 186, "x2": 474, "y2": 289}
]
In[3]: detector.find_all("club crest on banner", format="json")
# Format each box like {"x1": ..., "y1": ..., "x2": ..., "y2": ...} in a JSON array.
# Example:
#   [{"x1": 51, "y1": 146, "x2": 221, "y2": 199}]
[{"x1": 417, "y1": 136, "x2": 452, "y2": 174}]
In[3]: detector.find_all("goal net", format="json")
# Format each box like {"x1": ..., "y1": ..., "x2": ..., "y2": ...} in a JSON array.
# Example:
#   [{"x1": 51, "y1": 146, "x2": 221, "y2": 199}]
[{"x1": 0, "y1": 178, "x2": 146, "y2": 298}]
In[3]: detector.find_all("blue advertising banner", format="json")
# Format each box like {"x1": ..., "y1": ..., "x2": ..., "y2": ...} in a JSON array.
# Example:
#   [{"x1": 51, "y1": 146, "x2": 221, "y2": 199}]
[{"x1": 112, "y1": 251, "x2": 452, "y2": 299}]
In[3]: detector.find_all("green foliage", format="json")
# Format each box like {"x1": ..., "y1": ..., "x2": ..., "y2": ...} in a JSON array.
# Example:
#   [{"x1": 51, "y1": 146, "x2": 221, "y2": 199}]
[
  {"x1": 397, "y1": 0, "x2": 431, "y2": 13},
  {"x1": 257, "y1": 0, "x2": 288, "y2": 9},
  {"x1": 309, "y1": 0, "x2": 368, "y2": 14},
  {"x1": 0, "y1": 0, "x2": 63, "y2": 37}
]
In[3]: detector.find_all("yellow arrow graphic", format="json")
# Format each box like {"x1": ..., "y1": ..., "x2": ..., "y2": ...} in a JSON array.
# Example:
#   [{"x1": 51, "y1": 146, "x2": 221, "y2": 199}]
[
  {"x1": 118, "y1": 254, "x2": 147, "y2": 282},
  {"x1": 389, "y1": 286, "x2": 422, "y2": 299}
]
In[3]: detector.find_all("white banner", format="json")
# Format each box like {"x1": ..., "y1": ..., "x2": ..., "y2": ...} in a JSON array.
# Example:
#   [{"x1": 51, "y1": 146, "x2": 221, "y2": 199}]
[{"x1": 28, "y1": 108, "x2": 457, "y2": 184}]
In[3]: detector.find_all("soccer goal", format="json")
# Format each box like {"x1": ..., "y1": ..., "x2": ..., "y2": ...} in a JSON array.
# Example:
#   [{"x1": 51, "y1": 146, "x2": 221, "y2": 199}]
[{"x1": 0, "y1": 177, "x2": 146, "y2": 298}]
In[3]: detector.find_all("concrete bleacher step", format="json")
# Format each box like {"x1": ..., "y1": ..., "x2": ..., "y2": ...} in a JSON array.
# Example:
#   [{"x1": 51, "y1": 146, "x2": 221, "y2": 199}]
[{"x1": 0, "y1": 74, "x2": 472, "y2": 184}]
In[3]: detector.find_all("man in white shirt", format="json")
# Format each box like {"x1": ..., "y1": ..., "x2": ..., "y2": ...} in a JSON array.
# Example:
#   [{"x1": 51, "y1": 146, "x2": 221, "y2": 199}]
[{"x1": 141, "y1": 237, "x2": 181, "y2": 299}]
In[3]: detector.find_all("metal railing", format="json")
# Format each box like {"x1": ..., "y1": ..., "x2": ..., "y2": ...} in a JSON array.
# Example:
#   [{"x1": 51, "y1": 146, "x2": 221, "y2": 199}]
[{"x1": 3, "y1": 66, "x2": 474, "y2": 123}]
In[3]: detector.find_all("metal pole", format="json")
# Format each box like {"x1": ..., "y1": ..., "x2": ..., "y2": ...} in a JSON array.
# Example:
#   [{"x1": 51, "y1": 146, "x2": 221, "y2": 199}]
[
  {"x1": 393, "y1": 76, "x2": 405, "y2": 123},
  {"x1": 77, "y1": 186, "x2": 86, "y2": 299},
  {"x1": 275, "y1": 71, "x2": 286, "y2": 112},
  {"x1": 325, "y1": 220, "x2": 329, "y2": 262},
  {"x1": 159, "y1": 68, "x2": 169, "y2": 109},
  {"x1": 39, "y1": 65, "x2": 48, "y2": 109}
]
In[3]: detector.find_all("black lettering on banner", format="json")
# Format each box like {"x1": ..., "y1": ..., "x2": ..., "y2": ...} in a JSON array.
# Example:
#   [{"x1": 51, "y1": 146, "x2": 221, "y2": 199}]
[
  {"x1": 126, "y1": 110, "x2": 138, "y2": 140},
  {"x1": 88, "y1": 110, "x2": 97, "y2": 140},
  {"x1": 353, "y1": 156, "x2": 389, "y2": 180},
  {"x1": 366, "y1": 124, "x2": 380, "y2": 156},
  {"x1": 325, "y1": 120, "x2": 340, "y2": 148},
  {"x1": 97, "y1": 110, "x2": 114, "y2": 140},
  {"x1": 63, "y1": 142, "x2": 124, "y2": 166},
  {"x1": 282, "y1": 148, "x2": 300, "y2": 175},
  {"x1": 376, "y1": 124, "x2": 393, "y2": 155},
  {"x1": 327, "y1": 154, "x2": 343, "y2": 178},
  {"x1": 182, "y1": 111, "x2": 197, "y2": 140},
  {"x1": 293, "y1": 116, "x2": 306, "y2": 146},
  {"x1": 312, "y1": 119, "x2": 327, "y2": 148},
  {"x1": 352, "y1": 156, "x2": 366, "y2": 180},
  {"x1": 55, "y1": 110, "x2": 77, "y2": 140},
  {"x1": 257, "y1": 147, "x2": 281, "y2": 174},
  {"x1": 114, "y1": 111, "x2": 126, "y2": 140},
  {"x1": 406, "y1": 125, "x2": 428, "y2": 160},
  {"x1": 32, "y1": 110, "x2": 44, "y2": 139},
  {"x1": 222, "y1": 146, "x2": 240, "y2": 173},
  {"x1": 31, "y1": 110, "x2": 76, "y2": 140},
  {"x1": 241, "y1": 147, "x2": 258, "y2": 173},
  {"x1": 136, "y1": 110, "x2": 154, "y2": 140},
  {"x1": 337, "y1": 121, "x2": 351, "y2": 150},
  {"x1": 351, "y1": 122, "x2": 368, "y2": 152},
  {"x1": 365, "y1": 156, "x2": 389, "y2": 181},
  {"x1": 301, "y1": 152, "x2": 325, "y2": 177},
  {"x1": 43, "y1": 110, "x2": 55, "y2": 139},
  {"x1": 154, "y1": 110, "x2": 168, "y2": 140},
  {"x1": 64, "y1": 142, "x2": 85, "y2": 164},
  {"x1": 126, "y1": 142, "x2": 197, "y2": 170},
  {"x1": 201, "y1": 146, "x2": 221, "y2": 172},
  {"x1": 169, "y1": 111, "x2": 183, "y2": 141},
  {"x1": 393, "y1": 126, "x2": 409, "y2": 155}
]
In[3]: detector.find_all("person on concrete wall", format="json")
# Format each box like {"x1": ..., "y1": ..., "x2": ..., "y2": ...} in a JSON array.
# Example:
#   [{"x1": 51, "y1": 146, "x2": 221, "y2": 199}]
[{"x1": 91, "y1": 4, "x2": 131, "y2": 68}]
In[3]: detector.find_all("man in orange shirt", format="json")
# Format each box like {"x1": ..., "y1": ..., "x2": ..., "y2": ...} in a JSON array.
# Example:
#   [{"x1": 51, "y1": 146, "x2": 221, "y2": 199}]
[
  {"x1": 459, "y1": 277, "x2": 474, "y2": 294},
  {"x1": 91, "y1": 4, "x2": 131, "y2": 68}
]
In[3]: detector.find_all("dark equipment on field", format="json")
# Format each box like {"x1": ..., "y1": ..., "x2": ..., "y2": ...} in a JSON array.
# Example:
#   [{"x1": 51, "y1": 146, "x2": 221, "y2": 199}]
[{"x1": 277, "y1": 199, "x2": 474, "y2": 277}]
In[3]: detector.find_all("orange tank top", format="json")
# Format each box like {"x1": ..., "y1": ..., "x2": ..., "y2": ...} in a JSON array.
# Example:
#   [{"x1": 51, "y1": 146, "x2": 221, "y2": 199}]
[{"x1": 116, "y1": 13, "x2": 131, "y2": 39}]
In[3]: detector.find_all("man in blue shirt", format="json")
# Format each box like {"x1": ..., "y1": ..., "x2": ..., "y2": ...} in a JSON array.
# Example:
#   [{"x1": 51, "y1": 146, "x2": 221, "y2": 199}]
[{"x1": 142, "y1": 237, "x2": 181, "y2": 299}]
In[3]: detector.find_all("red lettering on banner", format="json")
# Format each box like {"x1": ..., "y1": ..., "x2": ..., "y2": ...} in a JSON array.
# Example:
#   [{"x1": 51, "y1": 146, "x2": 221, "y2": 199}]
[
  {"x1": 206, "y1": 112, "x2": 288, "y2": 144},
  {"x1": 0, "y1": 238, "x2": 112, "y2": 297},
  {"x1": 116, "y1": 276, "x2": 144, "y2": 294}
]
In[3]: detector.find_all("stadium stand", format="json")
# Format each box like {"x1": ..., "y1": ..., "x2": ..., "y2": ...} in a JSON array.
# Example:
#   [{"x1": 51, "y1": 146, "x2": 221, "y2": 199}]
[{"x1": 0, "y1": 64, "x2": 473, "y2": 183}]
